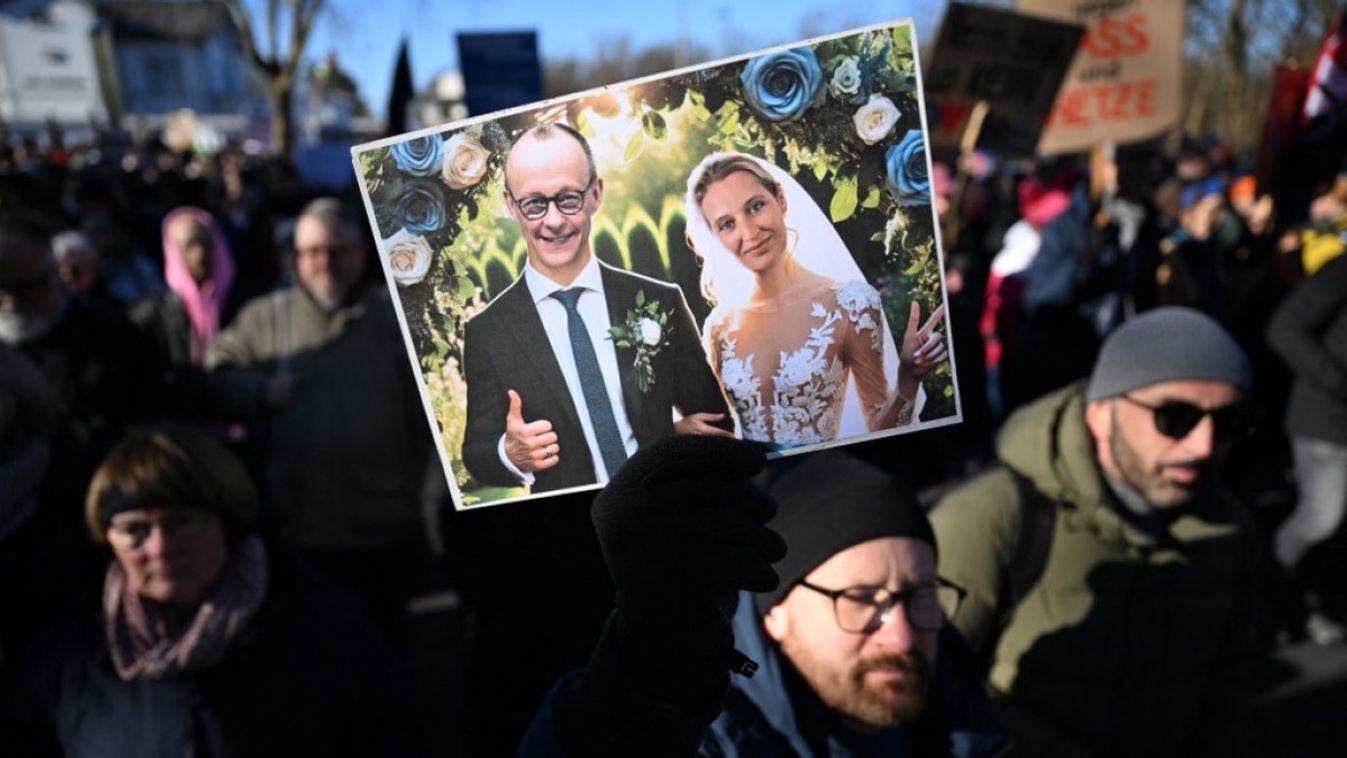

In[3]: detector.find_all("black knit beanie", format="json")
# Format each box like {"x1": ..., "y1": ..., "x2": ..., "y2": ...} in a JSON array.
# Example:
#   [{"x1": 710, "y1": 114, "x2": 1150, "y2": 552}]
[{"x1": 753, "y1": 451, "x2": 934, "y2": 614}]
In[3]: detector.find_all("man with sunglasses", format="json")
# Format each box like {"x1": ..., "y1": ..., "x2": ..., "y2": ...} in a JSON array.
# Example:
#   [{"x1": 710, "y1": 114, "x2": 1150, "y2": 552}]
[
  {"x1": 932, "y1": 306, "x2": 1260, "y2": 758},
  {"x1": 461, "y1": 124, "x2": 731, "y2": 493},
  {"x1": 521, "y1": 438, "x2": 1006, "y2": 756}
]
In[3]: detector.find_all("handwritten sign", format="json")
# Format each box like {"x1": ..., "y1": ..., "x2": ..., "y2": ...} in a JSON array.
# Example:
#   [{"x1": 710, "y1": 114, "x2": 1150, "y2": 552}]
[
  {"x1": 1019, "y1": 0, "x2": 1182, "y2": 154},
  {"x1": 925, "y1": 2, "x2": 1083, "y2": 154}
]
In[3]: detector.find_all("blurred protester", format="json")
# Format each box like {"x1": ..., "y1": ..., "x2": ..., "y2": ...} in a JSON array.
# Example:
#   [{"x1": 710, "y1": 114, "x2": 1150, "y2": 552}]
[
  {"x1": 0, "y1": 212, "x2": 164, "y2": 468},
  {"x1": 932, "y1": 308, "x2": 1259, "y2": 757},
  {"x1": 50, "y1": 230, "x2": 101, "y2": 300},
  {"x1": 205, "y1": 198, "x2": 433, "y2": 644},
  {"x1": 0, "y1": 344, "x2": 83, "y2": 665},
  {"x1": 1267, "y1": 252, "x2": 1347, "y2": 644},
  {"x1": 1016, "y1": 145, "x2": 1163, "y2": 411},
  {"x1": 982, "y1": 171, "x2": 1073, "y2": 419},
  {"x1": 1156, "y1": 177, "x2": 1231, "y2": 320},
  {"x1": 81, "y1": 208, "x2": 162, "y2": 307},
  {"x1": 130, "y1": 207, "x2": 236, "y2": 368},
  {"x1": 1299, "y1": 163, "x2": 1347, "y2": 277},
  {"x1": 0, "y1": 424, "x2": 421, "y2": 757},
  {"x1": 520, "y1": 438, "x2": 1006, "y2": 757}
]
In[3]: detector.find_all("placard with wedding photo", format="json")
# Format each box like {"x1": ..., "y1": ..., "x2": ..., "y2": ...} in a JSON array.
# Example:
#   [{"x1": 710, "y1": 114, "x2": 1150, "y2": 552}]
[{"x1": 353, "y1": 18, "x2": 960, "y2": 510}]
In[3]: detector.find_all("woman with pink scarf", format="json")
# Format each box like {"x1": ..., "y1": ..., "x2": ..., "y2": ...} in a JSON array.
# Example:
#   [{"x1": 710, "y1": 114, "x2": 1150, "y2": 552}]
[
  {"x1": 131, "y1": 207, "x2": 237, "y2": 367},
  {"x1": 0, "y1": 424, "x2": 424, "y2": 756}
]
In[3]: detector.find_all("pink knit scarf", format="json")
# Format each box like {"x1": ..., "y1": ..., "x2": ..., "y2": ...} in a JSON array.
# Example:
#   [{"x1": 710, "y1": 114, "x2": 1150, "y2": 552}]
[
  {"x1": 104, "y1": 536, "x2": 267, "y2": 680},
  {"x1": 161, "y1": 207, "x2": 235, "y2": 365}
]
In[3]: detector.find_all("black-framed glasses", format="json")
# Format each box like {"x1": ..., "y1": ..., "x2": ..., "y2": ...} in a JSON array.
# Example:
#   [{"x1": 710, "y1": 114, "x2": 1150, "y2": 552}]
[
  {"x1": 507, "y1": 176, "x2": 596, "y2": 220},
  {"x1": 798, "y1": 577, "x2": 966, "y2": 634},
  {"x1": 1119, "y1": 395, "x2": 1254, "y2": 442}
]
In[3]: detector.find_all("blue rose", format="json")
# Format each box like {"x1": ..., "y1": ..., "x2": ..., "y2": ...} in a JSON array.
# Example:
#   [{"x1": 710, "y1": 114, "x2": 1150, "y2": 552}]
[
  {"x1": 885, "y1": 130, "x2": 930, "y2": 207},
  {"x1": 391, "y1": 136, "x2": 444, "y2": 177},
  {"x1": 396, "y1": 180, "x2": 446, "y2": 235},
  {"x1": 740, "y1": 47, "x2": 825, "y2": 123}
]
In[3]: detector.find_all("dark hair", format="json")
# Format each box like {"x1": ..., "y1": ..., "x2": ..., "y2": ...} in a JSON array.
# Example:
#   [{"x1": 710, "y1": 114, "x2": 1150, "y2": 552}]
[
  {"x1": 85, "y1": 424, "x2": 260, "y2": 544},
  {"x1": 691, "y1": 155, "x2": 781, "y2": 209},
  {"x1": 505, "y1": 123, "x2": 597, "y2": 193}
]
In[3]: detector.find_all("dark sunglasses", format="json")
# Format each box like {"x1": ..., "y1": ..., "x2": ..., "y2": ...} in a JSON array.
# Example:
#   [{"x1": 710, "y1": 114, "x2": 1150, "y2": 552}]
[{"x1": 1119, "y1": 395, "x2": 1253, "y2": 441}]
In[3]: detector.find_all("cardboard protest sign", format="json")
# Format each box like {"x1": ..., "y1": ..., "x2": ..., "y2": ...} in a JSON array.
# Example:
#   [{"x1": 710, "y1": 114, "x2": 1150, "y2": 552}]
[
  {"x1": 1019, "y1": 0, "x2": 1183, "y2": 155},
  {"x1": 353, "y1": 20, "x2": 960, "y2": 509},
  {"x1": 925, "y1": 2, "x2": 1084, "y2": 155}
]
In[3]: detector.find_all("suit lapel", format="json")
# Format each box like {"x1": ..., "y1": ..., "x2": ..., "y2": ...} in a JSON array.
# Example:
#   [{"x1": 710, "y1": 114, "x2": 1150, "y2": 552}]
[
  {"x1": 600, "y1": 264, "x2": 653, "y2": 441},
  {"x1": 500, "y1": 278, "x2": 585, "y2": 439}
]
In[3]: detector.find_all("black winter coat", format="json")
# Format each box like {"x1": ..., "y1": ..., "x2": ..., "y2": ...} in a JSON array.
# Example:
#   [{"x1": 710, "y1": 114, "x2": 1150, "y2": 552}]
[
  {"x1": 0, "y1": 548, "x2": 422, "y2": 758},
  {"x1": 1267, "y1": 253, "x2": 1347, "y2": 444}
]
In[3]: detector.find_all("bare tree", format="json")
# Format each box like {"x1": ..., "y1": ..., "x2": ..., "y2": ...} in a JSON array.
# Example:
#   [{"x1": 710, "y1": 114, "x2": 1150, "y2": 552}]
[
  {"x1": 1184, "y1": 0, "x2": 1339, "y2": 153},
  {"x1": 224, "y1": 0, "x2": 325, "y2": 159}
]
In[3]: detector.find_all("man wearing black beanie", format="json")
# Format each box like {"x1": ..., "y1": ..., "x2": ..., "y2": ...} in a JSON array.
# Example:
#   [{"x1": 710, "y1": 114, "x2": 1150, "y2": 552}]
[
  {"x1": 932, "y1": 306, "x2": 1260, "y2": 758},
  {"x1": 520, "y1": 436, "x2": 1005, "y2": 756}
]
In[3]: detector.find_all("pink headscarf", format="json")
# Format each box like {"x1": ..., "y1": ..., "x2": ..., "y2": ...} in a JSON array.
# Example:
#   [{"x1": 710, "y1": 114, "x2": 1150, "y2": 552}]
[{"x1": 162, "y1": 207, "x2": 235, "y2": 364}]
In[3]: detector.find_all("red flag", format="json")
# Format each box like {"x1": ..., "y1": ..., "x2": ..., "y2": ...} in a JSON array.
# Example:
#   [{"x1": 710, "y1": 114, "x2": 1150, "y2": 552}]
[
  {"x1": 1257, "y1": 63, "x2": 1309, "y2": 191},
  {"x1": 1303, "y1": 9, "x2": 1347, "y2": 125}
]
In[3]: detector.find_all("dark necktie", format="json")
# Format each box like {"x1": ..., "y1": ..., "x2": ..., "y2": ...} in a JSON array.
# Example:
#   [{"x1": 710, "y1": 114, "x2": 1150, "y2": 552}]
[{"x1": 551, "y1": 288, "x2": 628, "y2": 478}]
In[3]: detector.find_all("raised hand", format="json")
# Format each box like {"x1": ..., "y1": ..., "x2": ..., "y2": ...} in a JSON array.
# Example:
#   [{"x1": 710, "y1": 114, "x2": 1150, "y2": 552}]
[
  {"x1": 900, "y1": 301, "x2": 948, "y2": 384},
  {"x1": 504, "y1": 389, "x2": 560, "y2": 473}
]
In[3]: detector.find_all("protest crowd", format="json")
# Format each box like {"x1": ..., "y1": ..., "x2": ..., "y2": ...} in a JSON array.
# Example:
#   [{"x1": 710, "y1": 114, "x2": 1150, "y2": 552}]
[{"x1": 3, "y1": 22, "x2": 1347, "y2": 758}]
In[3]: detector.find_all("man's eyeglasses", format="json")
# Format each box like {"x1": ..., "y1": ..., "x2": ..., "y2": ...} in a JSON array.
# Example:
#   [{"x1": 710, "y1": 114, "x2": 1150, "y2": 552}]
[
  {"x1": 798, "y1": 577, "x2": 966, "y2": 634},
  {"x1": 507, "y1": 176, "x2": 596, "y2": 220},
  {"x1": 1119, "y1": 395, "x2": 1253, "y2": 442},
  {"x1": 107, "y1": 510, "x2": 214, "y2": 550}
]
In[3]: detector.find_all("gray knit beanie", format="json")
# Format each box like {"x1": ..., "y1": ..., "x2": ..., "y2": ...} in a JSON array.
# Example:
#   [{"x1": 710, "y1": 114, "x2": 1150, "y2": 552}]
[{"x1": 1086, "y1": 307, "x2": 1251, "y2": 402}]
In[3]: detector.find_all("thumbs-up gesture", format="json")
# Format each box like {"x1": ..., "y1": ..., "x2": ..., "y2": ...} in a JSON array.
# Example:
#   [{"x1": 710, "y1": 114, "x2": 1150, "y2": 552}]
[
  {"x1": 897, "y1": 301, "x2": 947, "y2": 400},
  {"x1": 504, "y1": 389, "x2": 561, "y2": 473}
]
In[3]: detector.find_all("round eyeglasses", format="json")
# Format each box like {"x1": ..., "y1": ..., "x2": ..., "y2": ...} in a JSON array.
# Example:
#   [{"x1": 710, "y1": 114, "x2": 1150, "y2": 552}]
[
  {"x1": 507, "y1": 176, "x2": 596, "y2": 220},
  {"x1": 797, "y1": 577, "x2": 966, "y2": 634}
]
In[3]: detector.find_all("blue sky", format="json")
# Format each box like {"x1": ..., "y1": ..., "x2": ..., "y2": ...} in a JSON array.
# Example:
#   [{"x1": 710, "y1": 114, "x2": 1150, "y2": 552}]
[{"x1": 300, "y1": 0, "x2": 950, "y2": 118}]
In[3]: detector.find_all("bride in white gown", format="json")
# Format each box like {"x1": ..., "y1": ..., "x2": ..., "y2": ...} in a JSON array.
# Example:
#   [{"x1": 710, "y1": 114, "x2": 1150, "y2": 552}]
[{"x1": 684, "y1": 152, "x2": 946, "y2": 448}]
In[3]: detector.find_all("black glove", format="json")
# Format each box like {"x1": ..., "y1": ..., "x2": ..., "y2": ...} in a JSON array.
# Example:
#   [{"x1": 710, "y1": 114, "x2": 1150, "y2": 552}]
[{"x1": 592, "y1": 435, "x2": 787, "y2": 706}]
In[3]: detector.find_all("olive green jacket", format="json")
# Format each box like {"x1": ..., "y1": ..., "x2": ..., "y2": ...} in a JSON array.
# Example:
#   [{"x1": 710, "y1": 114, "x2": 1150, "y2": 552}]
[{"x1": 931, "y1": 383, "x2": 1258, "y2": 758}]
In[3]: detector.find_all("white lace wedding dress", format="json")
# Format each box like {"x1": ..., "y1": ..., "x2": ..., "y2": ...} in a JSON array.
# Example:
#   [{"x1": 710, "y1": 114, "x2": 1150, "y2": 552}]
[{"x1": 705, "y1": 279, "x2": 897, "y2": 447}]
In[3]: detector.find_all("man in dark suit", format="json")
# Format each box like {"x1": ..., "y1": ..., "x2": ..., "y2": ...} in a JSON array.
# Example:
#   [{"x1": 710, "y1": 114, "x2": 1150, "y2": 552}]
[{"x1": 462, "y1": 123, "x2": 732, "y2": 493}]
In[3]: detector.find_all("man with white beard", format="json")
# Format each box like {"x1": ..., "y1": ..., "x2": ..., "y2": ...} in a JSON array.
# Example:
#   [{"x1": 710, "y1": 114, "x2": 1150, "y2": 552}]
[{"x1": 205, "y1": 198, "x2": 434, "y2": 646}]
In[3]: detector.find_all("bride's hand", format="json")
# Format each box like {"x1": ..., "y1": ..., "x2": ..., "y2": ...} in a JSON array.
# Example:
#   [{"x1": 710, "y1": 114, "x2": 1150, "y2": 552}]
[
  {"x1": 674, "y1": 412, "x2": 737, "y2": 438},
  {"x1": 898, "y1": 301, "x2": 947, "y2": 395}
]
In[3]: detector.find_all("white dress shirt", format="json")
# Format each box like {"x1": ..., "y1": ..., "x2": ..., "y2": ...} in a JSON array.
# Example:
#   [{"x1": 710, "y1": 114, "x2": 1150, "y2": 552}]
[{"x1": 497, "y1": 256, "x2": 639, "y2": 484}]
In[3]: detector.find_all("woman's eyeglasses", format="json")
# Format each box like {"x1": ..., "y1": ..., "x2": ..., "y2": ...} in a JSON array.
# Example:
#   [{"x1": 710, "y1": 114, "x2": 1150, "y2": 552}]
[{"x1": 1119, "y1": 395, "x2": 1253, "y2": 441}]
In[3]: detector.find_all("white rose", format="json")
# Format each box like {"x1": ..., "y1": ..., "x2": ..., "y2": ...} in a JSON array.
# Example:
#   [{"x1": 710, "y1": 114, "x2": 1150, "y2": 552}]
[
  {"x1": 441, "y1": 133, "x2": 491, "y2": 189},
  {"x1": 383, "y1": 228, "x2": 433, "y2": 286},
  {"x1": 829, "y1": 56, "x2": 862, "y2": 99},
  {"x1": 853, "y1": 94, "x2": 901, "y2": 146},
  {"x1": 639, "y1": 318, "x2": 662, "y2": 347}
]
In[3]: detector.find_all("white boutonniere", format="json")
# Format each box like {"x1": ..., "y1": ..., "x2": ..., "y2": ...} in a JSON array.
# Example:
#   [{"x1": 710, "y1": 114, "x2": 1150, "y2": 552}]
[{"x1": 608, "y1": 289, "x2": 672, "y2": 393}]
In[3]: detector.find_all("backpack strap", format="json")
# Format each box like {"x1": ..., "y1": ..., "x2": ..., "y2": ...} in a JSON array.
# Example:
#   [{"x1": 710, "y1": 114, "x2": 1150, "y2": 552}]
[{"x1": 1003, "y1": 466, "x2": 1058, "y2": 621}]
